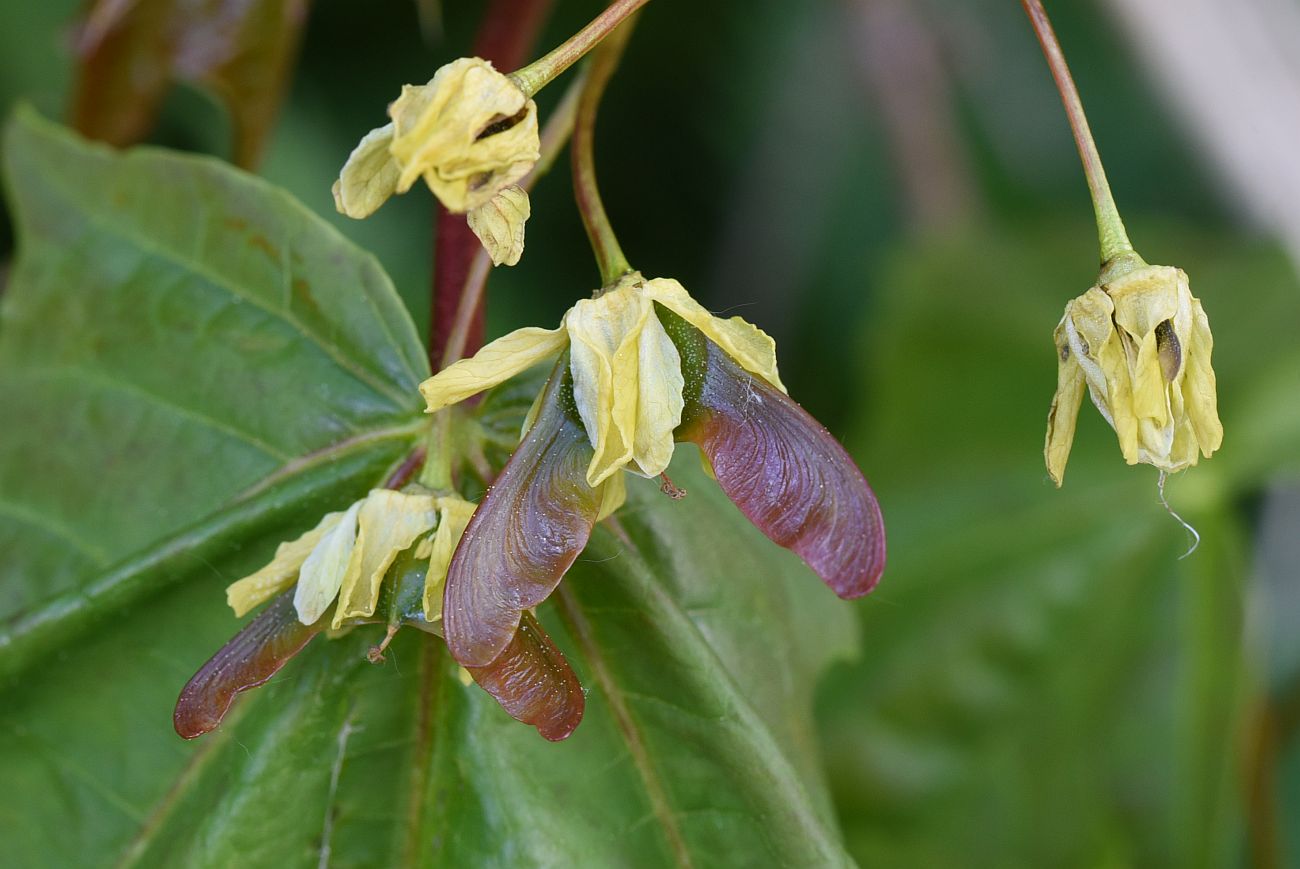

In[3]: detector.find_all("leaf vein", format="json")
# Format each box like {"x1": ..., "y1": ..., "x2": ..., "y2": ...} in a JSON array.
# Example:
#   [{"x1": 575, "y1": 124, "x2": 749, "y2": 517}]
[
  {"x1": 584, "y1": 526, "x2": 853, "y2": 866},
  {"x1": 0, "y1": 498, "x2": 111, "y2": 564},
  {"x1": 555, "y1": 585, "x2": 695, "y2": 869}
]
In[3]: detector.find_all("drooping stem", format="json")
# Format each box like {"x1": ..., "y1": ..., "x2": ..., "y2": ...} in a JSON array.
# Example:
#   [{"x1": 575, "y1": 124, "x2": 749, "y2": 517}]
[
  {"x1": 1021, "y1": 0, "x2": 1135, "y2": 267},
  {"x1": 509, "y1": 0, "x2": 652, "y2": 98},
  {"x1": 439, "y1": 68, "x2": 588, "y2": 371},
  {"x1": 430, "y1": 0, "x2": 555, "y2": 370},
  {"x1": 573, "y1": 17, "x2": 638, "y2": 287}
]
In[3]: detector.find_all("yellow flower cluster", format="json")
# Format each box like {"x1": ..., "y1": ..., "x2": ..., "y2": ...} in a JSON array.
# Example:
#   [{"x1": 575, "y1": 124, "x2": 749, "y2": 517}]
[
  {"x1": 225, "y1": 489, "x2": 475, "y2": 629},
  {"x1": 419, "y1": 272, "x2": 785, "y2": 489}
]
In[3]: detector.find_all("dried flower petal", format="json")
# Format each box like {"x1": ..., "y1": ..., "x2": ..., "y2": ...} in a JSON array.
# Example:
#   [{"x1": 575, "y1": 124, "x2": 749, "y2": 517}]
[
  {"x1": 423, "y1": 496, "x2": 477, "y2": 623},
  {"x1": 596, "y1": 468, "x2": 627, "y2": 521},
  {"x1": 645, "y1": 277, "x2": 785, "y2": 392},
  {"x1": 332, "y1": 123, "x2": 400, "y2": 219},
  {"x1": 333, "y1": 490, "x2": 438, "y2": 628},
  {"x1": 420, "y1": 325, "x2": 567, "y2": 413},
  {"x1": 567, "y1": 283, "x2": 649, "y2": 484},
  {"x1": 1044, "y1": 321, "x2": 1088, "y2": 486},
  {"x1": 389, "y1": 57, "x2": 539, "y2": 212},
  {"x1": 294, "y1": 500, "x2": 362, "y2": 625},
  {"x1": 1182, "y1": 297, "x2": 1221, "y2": 452},
  {"x1": 226, "y1": 510, "x2": 343, "y2": 617},
  {"x1": 567, "y1": 278, "x2": 685, "y2": 485},
  {"x1": 467, "y1": 185, "x2": 530, "y2": 266}
]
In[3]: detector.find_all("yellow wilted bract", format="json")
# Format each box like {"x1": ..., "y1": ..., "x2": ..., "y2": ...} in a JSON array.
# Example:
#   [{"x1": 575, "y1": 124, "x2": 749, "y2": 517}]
[
  {"x1": 467, "y1": 185, "x2": 530, "y2": 266},
  {"x1": 421, "y1": 497, "x2": 476, "y2": 623},
  {"x1": 224, "y1": 490, "x2": 477, "y2": 629},
  {"x1": 419, "y1": 273, "x2": 786, "y2": 489},
  {"x1": 1045, "y1": 263, "x2": 1222, "y2": 485},
  {"x1": 332, "y1": 57, "x2": 540, "y2": 221}
]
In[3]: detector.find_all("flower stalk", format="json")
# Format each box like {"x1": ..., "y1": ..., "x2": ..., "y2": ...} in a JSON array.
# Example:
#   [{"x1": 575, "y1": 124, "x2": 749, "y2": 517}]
[
  {"x1": 418, "y1": 411, "x2": 454, "y2": 491},
  {"x1": 509, "y1": 0, "x2": 652, "y2": 98},
  {"x1": 1021, "y1": 0, "x2": 1137, "y2": 272},
  {"x1": 572, "y1": 16, "x2": 638, "y2": 287}
]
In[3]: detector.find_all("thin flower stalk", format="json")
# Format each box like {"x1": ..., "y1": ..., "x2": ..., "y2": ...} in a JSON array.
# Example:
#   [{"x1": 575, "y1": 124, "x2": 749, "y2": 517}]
[
  {"x1": 509, "y1": 0, "x2": 652, "y2": 98},
  {"x1": 1021, "y1": 0, "x2": 1135, "y2": 271},
  {"x1": 571, "y1": 16, "x2": 637, "y2": 286}
]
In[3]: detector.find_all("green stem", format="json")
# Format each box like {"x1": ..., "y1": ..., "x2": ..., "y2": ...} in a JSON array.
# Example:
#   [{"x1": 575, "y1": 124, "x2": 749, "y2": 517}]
[
  {"x1": 1021, "y1": 0, "x2": 1137, "y2": 268},
  {"x1": 572, "y1": 17, "x2": 637, "y2": 287},
  {"x1": 418, "y1": 411, "x2": 454, "y2": 491},
  {"x1": 509, "y1": 0, "x2": 651, "y2": 97}
]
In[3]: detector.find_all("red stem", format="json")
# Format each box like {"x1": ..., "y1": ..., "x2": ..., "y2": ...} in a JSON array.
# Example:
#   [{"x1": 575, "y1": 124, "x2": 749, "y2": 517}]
[
  {"x1": 430, "y1": 216, "x2": 483, "y2": 370},
  {"x1": 382, "y1": 447, "x2": 427, "y2": 490},
  {"x1": 429, "y1": 0, "x2": 555, "y2": 370}
]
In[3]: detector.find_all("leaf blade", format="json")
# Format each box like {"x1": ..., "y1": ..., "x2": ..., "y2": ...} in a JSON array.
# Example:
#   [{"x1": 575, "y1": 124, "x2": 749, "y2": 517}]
[{"x1": 0, "y1": 108, "x2": 427, "y2": 672}]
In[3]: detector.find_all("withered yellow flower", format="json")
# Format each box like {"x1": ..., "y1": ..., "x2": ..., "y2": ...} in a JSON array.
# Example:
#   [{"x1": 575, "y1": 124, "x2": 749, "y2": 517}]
[
  {"x1": 332, "y1": 57, "x2": 540, "y2": 218},
  {"x1": 1045, "y1": 263, "x2": 1222, "y2": 485},
  {"x1": 225, "y1": 489, "x2": 476, "y2": 629},
  {"x1": 419, "y1": 273, "x2": 785, "y2": 488}
]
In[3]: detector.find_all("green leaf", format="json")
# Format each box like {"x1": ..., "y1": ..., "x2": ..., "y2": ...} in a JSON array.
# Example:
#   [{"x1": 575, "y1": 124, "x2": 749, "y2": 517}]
[
  {"x1": 416, "y1": 457, "x2": 858, "y2": 867},
  {"x1": 821, "y1": 226, "x2": 1300, "y2": 867},
  {"x1": 0, "y1": 461, "x2": 858, "y2": 867},
  {"x1": 0, "y1": 106, "x2": 428, "y2": 676},
  {"x1": 71, "y1": 0, "x2": 311, "y2": 168},
  {"x1": 0, "y1": 112, "x2": 858, "y2": 866}
]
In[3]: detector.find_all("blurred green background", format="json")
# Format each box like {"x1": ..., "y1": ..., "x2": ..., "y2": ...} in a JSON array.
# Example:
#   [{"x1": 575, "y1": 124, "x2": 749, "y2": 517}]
[{"x1": 2, "y1": 0, "x2": 1298, "y2": 866}]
